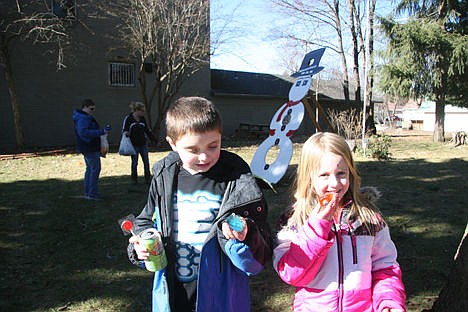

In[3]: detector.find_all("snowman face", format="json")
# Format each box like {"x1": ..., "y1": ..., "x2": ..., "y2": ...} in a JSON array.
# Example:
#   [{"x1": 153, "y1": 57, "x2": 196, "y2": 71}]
[{"x1": 288, "y1": 75, "x2": 312, "y2": 102}]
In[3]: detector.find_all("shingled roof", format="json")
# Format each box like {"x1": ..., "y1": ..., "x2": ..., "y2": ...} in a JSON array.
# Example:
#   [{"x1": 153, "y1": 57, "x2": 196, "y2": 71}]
[
  {"x1": 211, "y1": 69, "x2": 291, "y2": 97},
  {"x1": 210, "y1": 69, "x2": 355, "y2": 101}
]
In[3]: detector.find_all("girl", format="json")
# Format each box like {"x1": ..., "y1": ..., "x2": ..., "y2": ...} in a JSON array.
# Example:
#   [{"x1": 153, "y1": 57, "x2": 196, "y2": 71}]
[{"x1": 273, "y1": 132, "x2": 406, "y2": 312}]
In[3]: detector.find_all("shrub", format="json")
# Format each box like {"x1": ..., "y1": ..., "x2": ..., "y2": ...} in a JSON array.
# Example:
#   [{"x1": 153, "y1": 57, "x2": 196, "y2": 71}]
[
  {"x1": 327, "y1": 108, "x2": 362, "y2": 141},
  {"x1": 366, "y1": 134, "x2": 392, "y2": 160}
]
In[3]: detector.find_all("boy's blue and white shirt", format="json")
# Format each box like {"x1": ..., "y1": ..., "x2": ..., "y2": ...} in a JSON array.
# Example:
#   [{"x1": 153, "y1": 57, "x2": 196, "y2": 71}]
[{"x1": 173, "y1": 167, "x2": 226, "y2": 283}]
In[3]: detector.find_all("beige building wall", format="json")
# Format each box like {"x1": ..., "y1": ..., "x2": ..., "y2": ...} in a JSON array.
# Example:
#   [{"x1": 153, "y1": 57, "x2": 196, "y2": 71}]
[{"x1": 0, "y1": 10, "x2": 210, "y2": 151}]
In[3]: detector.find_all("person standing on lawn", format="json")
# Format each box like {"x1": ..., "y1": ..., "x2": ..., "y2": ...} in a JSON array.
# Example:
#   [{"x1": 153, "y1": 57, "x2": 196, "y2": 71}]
[
  {"x1": 126, "y1": 96, "x2": 272, "y2": 312},
  {"x1": 121, "y1": 101, "x2": 156, "y2": 184},
  {"x1": 72, "y1": 99, "x2": 110, "y2": 200},
  {"x1": 273, "y1": 132, "x2": 406, "y2": 312}
]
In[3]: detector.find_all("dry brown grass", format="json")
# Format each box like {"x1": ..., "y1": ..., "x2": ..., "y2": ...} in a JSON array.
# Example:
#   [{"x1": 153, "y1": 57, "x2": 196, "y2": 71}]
[{"x1": 1, "y1": 130, "x2": 467, "y2": 312}]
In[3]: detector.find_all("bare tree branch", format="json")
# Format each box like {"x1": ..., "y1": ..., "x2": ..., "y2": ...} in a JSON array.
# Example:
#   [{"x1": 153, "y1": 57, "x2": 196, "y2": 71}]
[
  {"x1": 104, "y1": 0, "x2": 210, "y2": 139},
  {"x1": 270, "y1": 0, "x2": 351, "y2": 101},
  {"x1": 1, "y1": 0, "x2": 77, "y2": 148}
]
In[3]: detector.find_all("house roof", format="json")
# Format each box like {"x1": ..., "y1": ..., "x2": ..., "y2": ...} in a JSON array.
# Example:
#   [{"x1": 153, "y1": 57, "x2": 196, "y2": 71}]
[
  {"x1": 210, "y1": 69, "x2": 291, "y2": 97},
  {"x1": 210, "y1": 69, "x2": 372, "y2": 102}
]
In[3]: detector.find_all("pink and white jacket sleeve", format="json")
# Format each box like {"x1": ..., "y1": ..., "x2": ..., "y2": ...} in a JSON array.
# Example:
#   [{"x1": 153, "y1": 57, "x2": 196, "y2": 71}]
[
  {"x1": 273, "y1": 217, "x2": 334, "y2": 287},
  {"x1": 371, "y1": 226, "x2": 407, "y2": 311}
]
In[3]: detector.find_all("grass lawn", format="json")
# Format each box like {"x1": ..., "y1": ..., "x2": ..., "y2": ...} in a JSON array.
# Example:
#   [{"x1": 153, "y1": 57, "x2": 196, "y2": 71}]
[{"x1": 0, "y1": 131, "x2": 466, "y2": 311}]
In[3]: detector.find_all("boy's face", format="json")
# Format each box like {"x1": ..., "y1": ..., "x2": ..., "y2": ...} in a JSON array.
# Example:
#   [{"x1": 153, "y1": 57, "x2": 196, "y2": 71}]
[{"x1": 167, "y1": 130, "x2": 221, "y2": 175}]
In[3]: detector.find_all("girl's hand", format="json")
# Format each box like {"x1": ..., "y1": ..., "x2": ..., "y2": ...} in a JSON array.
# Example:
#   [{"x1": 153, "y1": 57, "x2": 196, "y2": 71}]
[
  {"x1": 313, "y1": 193, "x2": 338, "y2": 221},
  {"x1": 222, "y1": 218, "x2": 248, "y2": 241},
  {"x1": 382, "y1": 309, "x2": 405, "y2": 312},
  {"x1": 129, "y1": 235, "x2": 150, "y2": 260}
]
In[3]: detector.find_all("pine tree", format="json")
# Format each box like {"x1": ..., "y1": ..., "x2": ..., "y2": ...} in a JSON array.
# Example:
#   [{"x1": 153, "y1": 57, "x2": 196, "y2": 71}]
[{"x1": 379, "y1": 0, "x2": 467, "y2": 142}]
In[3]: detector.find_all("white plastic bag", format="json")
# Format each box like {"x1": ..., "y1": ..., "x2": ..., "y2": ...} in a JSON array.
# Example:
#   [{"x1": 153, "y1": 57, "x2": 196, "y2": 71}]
[{"x1": 119, "y1": 135, "x2": 136, "y2": 156}]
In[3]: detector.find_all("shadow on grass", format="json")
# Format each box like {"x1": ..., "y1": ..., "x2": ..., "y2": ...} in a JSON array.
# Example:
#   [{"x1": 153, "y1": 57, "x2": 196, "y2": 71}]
[
  {"x1": 357, "y1": 158, "x2": 467, "y2": 310},
  {"x1": 0, "y1": 157, "x2": 467, "y2": 312},
  {"x1": 0, "y1": 175, "x2": 155, "y2": 312}
]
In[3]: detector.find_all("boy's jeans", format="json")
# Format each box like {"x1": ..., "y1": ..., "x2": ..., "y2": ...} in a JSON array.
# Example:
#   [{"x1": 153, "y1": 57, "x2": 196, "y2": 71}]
[
  {"x1": 83, "y1": 151, "x2": 101, "y2": 197},
  {"x1": 131, "y1": 144, "x2": 150, "y2": 183}
]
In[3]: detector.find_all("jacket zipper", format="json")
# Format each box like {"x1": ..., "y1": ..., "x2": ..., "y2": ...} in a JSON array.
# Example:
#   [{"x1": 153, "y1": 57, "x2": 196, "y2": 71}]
[
  {"x1": 348, "y1": 217, "x2": 360, "y2": 265},
  {"x1": 350, "y1": 230, "x2": 358, "y2": 264},
  {"x1": 334, "y1": 223, "x2": 344, "y2": 312}
]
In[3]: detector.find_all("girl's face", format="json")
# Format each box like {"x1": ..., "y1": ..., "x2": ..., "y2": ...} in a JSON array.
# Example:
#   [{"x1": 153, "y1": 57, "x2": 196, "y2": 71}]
[
  {"x1": 314, "y1": 152, "x2": 350, "y2": 202},
  {"x1": 167, "y1": 130, "x2": 221, "y2": 175}
]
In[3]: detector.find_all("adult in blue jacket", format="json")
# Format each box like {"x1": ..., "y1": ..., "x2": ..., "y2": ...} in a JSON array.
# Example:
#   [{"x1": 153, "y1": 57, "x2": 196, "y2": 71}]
[{"x1": 72, "y1": 99, "x2": 108, "y2": 200}]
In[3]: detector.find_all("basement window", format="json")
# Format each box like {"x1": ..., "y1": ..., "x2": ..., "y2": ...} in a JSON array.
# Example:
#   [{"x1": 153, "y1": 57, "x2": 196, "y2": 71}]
[{"x1": 108, "y1": 62, "x2": 135, "y2": 87}]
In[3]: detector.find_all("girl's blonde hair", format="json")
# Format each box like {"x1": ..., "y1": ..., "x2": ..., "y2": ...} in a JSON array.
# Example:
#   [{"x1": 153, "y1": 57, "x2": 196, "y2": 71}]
[
  {"x1": 288, "y1": 132, "x2": 379, "y2": 231},
  {"x1": 129, "y1": 101, "x2": 146, "y2": 112}
]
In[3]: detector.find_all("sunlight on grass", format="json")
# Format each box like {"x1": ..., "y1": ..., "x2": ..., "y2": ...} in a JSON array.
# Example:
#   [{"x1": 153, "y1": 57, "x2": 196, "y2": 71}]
[
  {"x1": 259, "y1": 292, "x2": 295, "y2": 311},
  {"x1": 55, "y1": 297, "x2": 133, "y2": 312},
  {"x1": 0, "y1": 240, "x2": 24, "y2": 249},
  {"x1": 69, "y1": 268, "x2": 149, "y2": 282}
]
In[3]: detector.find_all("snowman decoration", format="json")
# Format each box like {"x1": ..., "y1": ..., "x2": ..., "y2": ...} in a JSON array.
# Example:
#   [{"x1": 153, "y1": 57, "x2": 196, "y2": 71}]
[{"x1": 250, "y1": 48, "x2": 325, "y2": 184}]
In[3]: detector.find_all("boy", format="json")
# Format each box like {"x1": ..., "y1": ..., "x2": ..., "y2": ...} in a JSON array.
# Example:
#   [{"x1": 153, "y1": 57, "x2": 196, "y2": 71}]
[{"x1": 127, "y1": 97, "x2": 272, "y2": 312}]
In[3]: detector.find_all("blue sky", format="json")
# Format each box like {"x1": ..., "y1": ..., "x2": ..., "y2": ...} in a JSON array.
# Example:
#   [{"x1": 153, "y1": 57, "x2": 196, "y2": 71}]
[
  {"x1": 210, "y1": 0, "x2": 396, "y2": 76},
  {"x1": 211, "y1": 0, "x2": 281, "y2": 74}
]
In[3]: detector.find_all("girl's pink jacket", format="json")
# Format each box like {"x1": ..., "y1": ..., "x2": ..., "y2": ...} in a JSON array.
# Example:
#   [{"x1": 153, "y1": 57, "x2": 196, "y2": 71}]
[{"x1": 273, "y1": 216, "x2": 406, "y2": 312}]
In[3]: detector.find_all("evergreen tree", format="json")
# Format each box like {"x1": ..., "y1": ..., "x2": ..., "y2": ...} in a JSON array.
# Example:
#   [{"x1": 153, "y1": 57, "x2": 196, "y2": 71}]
[{"x1": 379, "y1": 0, "x2": 467, "y2": 142}]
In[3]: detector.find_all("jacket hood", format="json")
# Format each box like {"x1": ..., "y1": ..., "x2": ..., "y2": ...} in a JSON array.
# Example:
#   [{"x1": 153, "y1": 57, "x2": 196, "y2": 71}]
[
  {"x1": 360, "y1": 186, "x2": 381, "y2": 203},
  {"x1": 72, "y1": 109, "x2": 88, "y2": 122}
]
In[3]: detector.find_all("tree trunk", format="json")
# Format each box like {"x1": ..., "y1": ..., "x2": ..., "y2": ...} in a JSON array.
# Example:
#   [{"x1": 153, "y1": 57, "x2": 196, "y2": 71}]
[
  {"x1": 432, "y1": 53, "x2": 449, "y2": 142},
  {"x1": 433, "y1": 96, "x2": 445, "y2": 142},
  {"x1": 332, "y1": 0, "x2": 350, "y2": 103},
  {"x1": 426, "y1": 223, "x2": 468, "y2": 312},
  {"x1": 151, "y1": 113, "x2": 164, "y2": 146},
  {"x1": 1, "y1": 45, "x2": 25, "y2": 149},
  {"x1": 367, "y1": 0, "x2": 376, "y2": 119},
  {"x1": 347, "y1": 0, "x2": 361, "y2": 105}
]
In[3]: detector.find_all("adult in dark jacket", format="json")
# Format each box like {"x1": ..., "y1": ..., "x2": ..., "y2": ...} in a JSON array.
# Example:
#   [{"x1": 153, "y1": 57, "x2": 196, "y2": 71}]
[
  {"x1": 72, "y1": 99, "x2": 109, "y2": 200},
  {"x1": 121, "y1": 101, "x2": 156, "y2": 184}
]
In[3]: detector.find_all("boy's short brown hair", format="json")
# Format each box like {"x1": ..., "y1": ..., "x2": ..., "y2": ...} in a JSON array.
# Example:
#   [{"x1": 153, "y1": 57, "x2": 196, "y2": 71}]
[{"x1": 166, "y1": 97, "x2": 222, "y2": 141}]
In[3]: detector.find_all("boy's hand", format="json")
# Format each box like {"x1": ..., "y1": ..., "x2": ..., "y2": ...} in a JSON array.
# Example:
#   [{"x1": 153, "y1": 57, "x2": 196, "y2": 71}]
[
  {"x1": 129, "y1": 235, "x2": 150, "y2": 260},
  {"x1": 222, "y1": 218, "x2": 248, "y2": 241}
]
